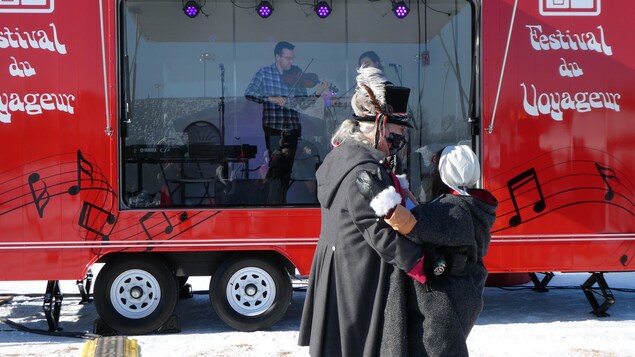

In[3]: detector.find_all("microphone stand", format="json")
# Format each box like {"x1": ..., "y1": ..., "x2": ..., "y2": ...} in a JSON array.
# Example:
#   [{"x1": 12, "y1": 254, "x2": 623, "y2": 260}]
[
  {"x1": 219, "y1": 64, "x2": 228, "y2": 180},
  {"x1": 392, "y1": 65, "x2": 404, "y2": 86},
  {"x1": 219, "y1": 64, "x2": 226, "y2": 147}
]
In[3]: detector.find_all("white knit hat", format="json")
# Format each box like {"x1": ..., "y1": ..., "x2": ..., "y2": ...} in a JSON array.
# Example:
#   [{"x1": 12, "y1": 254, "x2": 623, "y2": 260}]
[{"x1": 439, "y1": 145, "x2": 480, "y2": 196}]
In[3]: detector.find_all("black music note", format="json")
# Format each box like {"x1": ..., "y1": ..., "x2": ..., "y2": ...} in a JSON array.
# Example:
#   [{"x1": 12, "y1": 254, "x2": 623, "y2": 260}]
[
  {"x1": 68, "y1": 150, "x2": 94, "y2": 195},
  {"x1": 620, "y1": 254, "x2": 629, "y2": 267},
  {"x1": 28, "y1": 173, "x2": 50, "y2": 218},
  {"x1": 594, "y1": 163, "x2": 620, "y2": 201},
  {"x1": 78, "y1": 201, "x2": 116, "y2": 240},
  {"x1": 139, "y1": 212, "x2": 174, "y2": 241},
  {"x1": 506, "y1": 168, "x2": 546, "y2": 227}
]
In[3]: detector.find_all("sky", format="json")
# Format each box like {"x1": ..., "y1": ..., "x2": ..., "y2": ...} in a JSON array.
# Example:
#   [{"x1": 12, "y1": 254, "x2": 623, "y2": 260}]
[{"x1": 1, "y1": 271, "x2": 634, "y2": 356}]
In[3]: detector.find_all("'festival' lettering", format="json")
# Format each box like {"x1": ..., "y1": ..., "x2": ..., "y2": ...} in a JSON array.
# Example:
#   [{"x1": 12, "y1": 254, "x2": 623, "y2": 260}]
[
  {"x1": 526, "y1": 25, "x2": 612, "y2": 56},
  {"x1": 0, "y1": 23, "x2": 67, "y2": 55}
]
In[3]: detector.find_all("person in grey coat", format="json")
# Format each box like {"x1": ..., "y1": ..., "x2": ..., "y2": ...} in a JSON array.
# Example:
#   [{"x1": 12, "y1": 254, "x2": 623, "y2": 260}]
[
  {"x1": 298, "y1": 66, "x2": 427, "y2": 357},
  {"x1": 362, "y1": 144, "x2": 498, "y2": 356}
]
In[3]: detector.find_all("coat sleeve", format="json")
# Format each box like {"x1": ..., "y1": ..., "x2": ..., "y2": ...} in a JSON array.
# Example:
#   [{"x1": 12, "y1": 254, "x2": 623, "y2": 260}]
[
  {"x1": 346, "y1": 165, "x2": 423, "y2": 272},
  {"x1": 404, "y1": 199, "x2": 476, "y2": 247}
]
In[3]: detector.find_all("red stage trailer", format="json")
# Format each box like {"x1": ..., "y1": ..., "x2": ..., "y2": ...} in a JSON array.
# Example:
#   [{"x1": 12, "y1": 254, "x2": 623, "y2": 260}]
[{"x1": 0, "y1": 0, "x2": 632, "y2": 334}]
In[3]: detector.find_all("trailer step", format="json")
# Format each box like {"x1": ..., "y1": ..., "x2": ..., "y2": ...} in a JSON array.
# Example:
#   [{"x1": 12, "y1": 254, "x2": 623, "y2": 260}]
[{"x1": 81, "y1": 336, "x2": 139, "y2": 357}]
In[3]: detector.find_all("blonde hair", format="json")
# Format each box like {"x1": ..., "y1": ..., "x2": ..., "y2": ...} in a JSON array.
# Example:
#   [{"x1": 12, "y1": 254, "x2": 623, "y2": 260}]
[{"x1": 330, "y1": 119, "x2": 376, "y2": 147}]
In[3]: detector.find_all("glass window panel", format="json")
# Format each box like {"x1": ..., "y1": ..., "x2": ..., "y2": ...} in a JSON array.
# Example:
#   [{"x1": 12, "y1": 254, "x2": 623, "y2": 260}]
[{"x1": 120, "y1": 0, "x2": 473, "y2": 208}]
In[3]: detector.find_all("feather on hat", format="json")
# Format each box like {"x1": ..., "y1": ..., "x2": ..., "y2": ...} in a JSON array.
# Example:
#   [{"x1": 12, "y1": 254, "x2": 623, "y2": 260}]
[{"x1": 351, "y1": 66, "x2": 412, "y2": 127}]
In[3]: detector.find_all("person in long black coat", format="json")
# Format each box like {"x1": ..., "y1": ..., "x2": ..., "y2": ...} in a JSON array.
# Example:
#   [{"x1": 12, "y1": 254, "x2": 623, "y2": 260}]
[{"x1": 298, "y1": 66, "x2": 426, "y2": 357}]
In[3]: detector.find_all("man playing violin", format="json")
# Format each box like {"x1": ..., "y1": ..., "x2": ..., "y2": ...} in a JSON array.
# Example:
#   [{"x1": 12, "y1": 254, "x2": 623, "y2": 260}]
[{"x1": 245, "y1": 41, "x2": 330, "y2": 204}]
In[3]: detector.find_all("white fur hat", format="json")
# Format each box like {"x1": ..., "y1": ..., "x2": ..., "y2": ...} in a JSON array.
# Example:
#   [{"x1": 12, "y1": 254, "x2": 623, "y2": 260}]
[{"x1": 439, "y1": 145, "x2": 480, "y2": 196}]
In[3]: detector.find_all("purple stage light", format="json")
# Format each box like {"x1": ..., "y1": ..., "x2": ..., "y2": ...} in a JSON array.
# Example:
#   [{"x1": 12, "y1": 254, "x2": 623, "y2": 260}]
[
  {"x1": 257, "y1": 1, "x2": 273, "y2": 18},
  {"x1": 183, "y1": 1, "x2": 201, "y2": 18},
  {"x1": 315, "y1": 1, "x2": 331, "y2": 19},
  {"x1": 392, "y1": 1, "x2": 409, "y2": 19}
]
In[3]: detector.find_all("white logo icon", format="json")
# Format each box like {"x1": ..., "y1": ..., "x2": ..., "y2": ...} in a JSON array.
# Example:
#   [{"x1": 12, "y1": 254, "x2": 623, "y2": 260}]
[
  {"x1": 0, "y1": 0, "x2": 55, "y2": 13},
  {"x1": 540, "y1": 0, "x2": 601, "y2": 16}
]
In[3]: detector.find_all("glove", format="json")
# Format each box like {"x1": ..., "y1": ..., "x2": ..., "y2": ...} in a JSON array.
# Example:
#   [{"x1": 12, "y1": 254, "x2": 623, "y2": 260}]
[
  {"x1": 355, "y1": 168, "x2": 402, "y2": 217},
  {"x1": 424, "y1": 246, "x2": 469, "y2": 279},
  {"x1": 424, "y1": 246, "x2": 449, "y2": 278},
  {"x1": 445, "y1": 246, "x2": 469, "y2": 276},
  {"x1": 384, "y1": 205, "x2": 417, "y2": 235}
]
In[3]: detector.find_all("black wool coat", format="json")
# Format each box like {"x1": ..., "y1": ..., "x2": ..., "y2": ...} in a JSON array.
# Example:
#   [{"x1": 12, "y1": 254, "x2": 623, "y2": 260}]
[
  {"x1": 381, "y1": 190, "x2": 498, "y2": 357},
  {"x1": 298, "y1": 141, "x2": 424, "y2": 357}
]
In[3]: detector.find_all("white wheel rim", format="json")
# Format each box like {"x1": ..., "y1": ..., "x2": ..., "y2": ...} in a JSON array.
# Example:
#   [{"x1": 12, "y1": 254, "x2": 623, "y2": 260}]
[
  {"x1": 110, "y1": 269, "x2": 162, "y2": 319},
  {"x1": 225, "y1": 267, "x2": 276, "y2": 317}
]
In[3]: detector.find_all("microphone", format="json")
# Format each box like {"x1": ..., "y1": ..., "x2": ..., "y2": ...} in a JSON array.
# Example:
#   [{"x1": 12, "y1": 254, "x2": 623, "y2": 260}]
[
  {"x1": 389, "y1": 63, "x2": 401, "y2": 68},
  {"x1": 219, "y1": 63, "x2": 225, "y2": 72}
]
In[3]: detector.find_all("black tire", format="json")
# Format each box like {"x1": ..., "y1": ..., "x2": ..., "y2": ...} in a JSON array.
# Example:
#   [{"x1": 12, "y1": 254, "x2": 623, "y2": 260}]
[
  {"x1": 94, "y1": 256, "x2": 178, "y2": 335},
  {"x1": 209, "y1": 257, "x2": 292, "y2": 332}
]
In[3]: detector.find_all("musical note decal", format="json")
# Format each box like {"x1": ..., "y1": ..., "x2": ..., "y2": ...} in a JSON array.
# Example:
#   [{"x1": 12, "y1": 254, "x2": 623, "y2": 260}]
[
  {"x1": 594, "y1": 162, "x2": 620, "y2": 201},
  {"x1": 78, "y1": 201, "x2": 116, "y2": 240},
  {"x1": 620, "y1": 254, "x2": 628, "y2": 267},
  {"x1": 139, "y1": 212, "x2": 175, "y2": 241},
  {"x1": 68, "y1": 150, "x2": 95, "y2": 195},
  {"x1": 28, "y1": 173, "x2": 50, "y2": 218},
  {"x1": 506, "y1": 168, "x2": 546, "y2": 227}
]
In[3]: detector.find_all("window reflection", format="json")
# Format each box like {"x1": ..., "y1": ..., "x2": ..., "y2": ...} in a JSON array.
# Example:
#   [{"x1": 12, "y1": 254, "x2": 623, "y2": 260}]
[{"x1": 121, "y1": 0, "x2": 473, "y2": 208}]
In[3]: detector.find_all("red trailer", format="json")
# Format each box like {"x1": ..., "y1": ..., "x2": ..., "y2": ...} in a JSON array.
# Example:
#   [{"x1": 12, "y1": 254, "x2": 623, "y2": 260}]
[{"x1": 0, "y1": 0, "x2": 632, "y2": 334}]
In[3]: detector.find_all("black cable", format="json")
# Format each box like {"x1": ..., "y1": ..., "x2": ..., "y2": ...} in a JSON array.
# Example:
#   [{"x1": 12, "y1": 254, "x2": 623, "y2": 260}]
[
  {"x1": 229, "y1": 0, "x2": 255, "y2": 10},
  {"x1": 420, "y1": 0, "x2": 452, "y2": 16},
  {"x1": 494, "y1": 285, "x2": 635, "y2": 293}
]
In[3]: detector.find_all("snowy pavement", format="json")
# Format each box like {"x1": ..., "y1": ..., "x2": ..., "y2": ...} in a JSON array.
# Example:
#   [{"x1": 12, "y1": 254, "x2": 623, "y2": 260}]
[{"x1": 1, "y1": 272, "x2": 634, "y2": 356}]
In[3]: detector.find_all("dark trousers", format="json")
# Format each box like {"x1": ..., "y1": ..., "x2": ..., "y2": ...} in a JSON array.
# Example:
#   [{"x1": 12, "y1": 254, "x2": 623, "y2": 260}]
[{"x1": 263, "y1": 127, "x2": 300, "y2": 204}]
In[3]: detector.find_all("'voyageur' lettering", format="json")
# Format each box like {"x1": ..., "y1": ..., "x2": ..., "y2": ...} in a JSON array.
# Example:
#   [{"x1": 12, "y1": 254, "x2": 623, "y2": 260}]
[{"x1": 521, "y1": 83, "x2": 620, "y2": 121}]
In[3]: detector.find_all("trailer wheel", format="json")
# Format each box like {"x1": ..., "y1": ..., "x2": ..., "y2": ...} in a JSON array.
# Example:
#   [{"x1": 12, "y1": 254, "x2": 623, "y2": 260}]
[
  {"x1": 94, "y1": 256, "x2": 178, "y2": 335},
  {"x1": 209, "y1": 257, "x2": 292, "y2": 332}
]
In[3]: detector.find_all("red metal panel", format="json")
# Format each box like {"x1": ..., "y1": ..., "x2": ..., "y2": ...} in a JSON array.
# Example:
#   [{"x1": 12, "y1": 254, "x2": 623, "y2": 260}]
[
  {"x1": 0, "y1": 1, "x2": 116, "y2": 280},
  {"x1": 481, "y1": 0, "x2": 635, "y2": 272}
]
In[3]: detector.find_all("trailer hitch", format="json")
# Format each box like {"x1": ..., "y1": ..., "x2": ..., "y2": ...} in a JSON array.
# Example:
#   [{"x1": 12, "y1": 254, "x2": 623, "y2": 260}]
[{"x1": 581, "y1": 272, "x2": 615, "y2": 317}]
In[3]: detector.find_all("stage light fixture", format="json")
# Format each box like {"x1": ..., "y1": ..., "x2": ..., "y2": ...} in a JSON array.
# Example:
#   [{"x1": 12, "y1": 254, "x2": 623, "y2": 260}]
[
  {"x1": 314, "y1": 1, "x2": 332, "y2": 19},
  {"x1": 183, "y1": 0, "x2": 201, "y2": 18},
  {"x1": 392, "y1": 0, "x2": 409, "y2": 19},
  {"x1": 256, "y1": 1, "x2": 273, "y2": 18}
]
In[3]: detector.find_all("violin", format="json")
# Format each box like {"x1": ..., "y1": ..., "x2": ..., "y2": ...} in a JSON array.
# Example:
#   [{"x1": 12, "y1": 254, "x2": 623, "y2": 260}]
[{"x1": 282, "y1": 65, "x2": 338, "y2": 93}]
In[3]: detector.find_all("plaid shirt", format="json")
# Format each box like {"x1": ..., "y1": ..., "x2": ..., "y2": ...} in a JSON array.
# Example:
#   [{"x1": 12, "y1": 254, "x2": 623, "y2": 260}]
[{"x1": 244, "y1": 63, "x2": 311, "y2": 131}]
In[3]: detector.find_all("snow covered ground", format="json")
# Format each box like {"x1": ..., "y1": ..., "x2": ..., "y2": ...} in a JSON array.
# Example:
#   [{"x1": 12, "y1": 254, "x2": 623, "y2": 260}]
[{"x1": 1, "y1": 271, "x2": 634, "y2": 357}]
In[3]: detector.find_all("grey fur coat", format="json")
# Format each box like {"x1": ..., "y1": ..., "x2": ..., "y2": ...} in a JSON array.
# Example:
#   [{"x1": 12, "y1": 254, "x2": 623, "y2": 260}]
[{"x1": 381, "y1": 190, "x2": 498, "y2": 357}]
